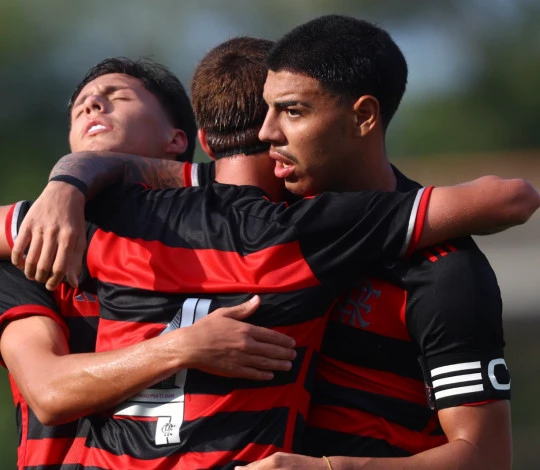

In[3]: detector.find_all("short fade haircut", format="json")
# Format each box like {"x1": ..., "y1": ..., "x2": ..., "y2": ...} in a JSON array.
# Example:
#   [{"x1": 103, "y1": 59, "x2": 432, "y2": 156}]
[
  {"x1": 191, "y1": 36, "x2": 273, "y2": 159},
  {"x1": 68, "y1": 57, "x2": 197, "y2": 162},
  {"x1": 267, "y1": 15, "x2": 408, "y2": 131}
]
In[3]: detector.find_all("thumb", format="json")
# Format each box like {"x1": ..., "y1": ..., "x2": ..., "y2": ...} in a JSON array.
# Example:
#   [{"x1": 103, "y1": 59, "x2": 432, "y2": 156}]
[{"x1": 219, "y1": 295, "x2": 261, "y2": 320}]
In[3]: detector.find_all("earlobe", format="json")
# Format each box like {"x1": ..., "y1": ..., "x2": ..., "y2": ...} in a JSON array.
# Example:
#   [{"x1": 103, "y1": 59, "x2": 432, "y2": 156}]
[
  {"x1": 353, "y1": 95, "x2": 379, "y2": 137},
  {"x1": 167, "y1": 129, "x2": 188, "y2": 156}
]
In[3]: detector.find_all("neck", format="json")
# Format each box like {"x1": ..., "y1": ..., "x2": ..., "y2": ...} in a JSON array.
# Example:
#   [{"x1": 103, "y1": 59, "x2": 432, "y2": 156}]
[
  {"x1": 345, "y1": 138, "x2": 396, "y2": 192},
  {"x1": 214, "y1": 153, "x2": 284, "y2": 202}
]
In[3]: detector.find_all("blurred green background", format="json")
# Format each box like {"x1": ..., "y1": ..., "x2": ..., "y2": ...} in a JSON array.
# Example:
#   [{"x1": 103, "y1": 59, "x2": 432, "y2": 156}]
[{"x1": 0, "y1": 0, "x2": 539, "y2": 468}]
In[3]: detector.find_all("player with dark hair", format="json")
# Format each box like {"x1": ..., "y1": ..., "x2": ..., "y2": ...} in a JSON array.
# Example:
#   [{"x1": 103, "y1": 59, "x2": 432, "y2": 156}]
[
  {"x1": 6, "y1": 34, "x2": 539, "y2": 470},
  {"x1": 0, "y1": 55, "x2": 297, "y2": 469},
  {"x1": 69, "y1": 56, "x2": 198, "y2": 162},
  {"x1": 238, "y1": 14, "x2": 515, "y2": 470}
]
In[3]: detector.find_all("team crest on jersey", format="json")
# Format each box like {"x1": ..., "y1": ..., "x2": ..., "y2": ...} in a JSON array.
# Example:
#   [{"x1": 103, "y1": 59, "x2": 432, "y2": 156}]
[{"x1": 333, "y1": 278, "x2": 381, "y2": 328}]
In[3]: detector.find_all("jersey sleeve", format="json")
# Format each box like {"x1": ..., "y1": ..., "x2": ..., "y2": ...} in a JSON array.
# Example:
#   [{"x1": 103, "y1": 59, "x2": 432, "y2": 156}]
[
  {"x1": 4, "y1": 201, "x2": 30, "y2": 249},
  {"x1": 285, "y1": 187, "x2": 432, "y2": 280},
  {"x1": 0, "y1": 261, "x2": 68, "y2": 367},
  {"x1": 406, "y1": 238, "x2": 510, "y2": 410}
]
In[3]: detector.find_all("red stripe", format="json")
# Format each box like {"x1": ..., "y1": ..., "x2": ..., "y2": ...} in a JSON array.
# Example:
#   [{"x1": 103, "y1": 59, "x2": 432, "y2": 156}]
[
  {"x1": 78, "y1": 443, "x2": 283, "y2": 469},
  {"x1": 87, "y1": 230, "x2": 319, "y2": 293},
  {"x1": 405, "y1": 186, "x2": 434, "y2": 258},
  {"x1": 435, "y1": 245, "x2": 448, "y2": 257},
  {"x1": 445, "y1": 243, "x2": 457, "y2": 252},
  {"x1": 182, "y1": 383, "x2": 305, "y2": 420},
  {"x1": 308, "y1": 405, "x2": 447, "y2": 455},
  {"x1": 96, "y1": 314, "x2": 326, "y2": 353},
  {"x1": 17, "y1": 386, "x2": 29, "y2": 467},
  {"x1": 331, "y1": 278, "x2": 410, "y2": 342},
  {"x1": 183, "y1": 161, "x2": 192, "y2": 187},
  {"x1": 317, "y1": 355, "x2": 427, "y2": 405},
  {"x1": 5, "y1": 203, "x2": 15, "y2": 249},
  {"x1": 96, "y1": 318, "x2": 161, "y2": 351},
  {"x1": 422, "y1": 249, "x2": 439, "y2": 263}
]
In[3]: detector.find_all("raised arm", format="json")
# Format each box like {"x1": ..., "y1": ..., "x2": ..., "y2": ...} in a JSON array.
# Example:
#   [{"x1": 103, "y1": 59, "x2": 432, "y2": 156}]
[
  {"x1": 418, "y1": 175, "x2": 539, "y2": 248},
  {"x1": 10, "y1": 151, "x2": 188, "y2": 288},
  {"x1": 49, "y1": 150, "x2": 188, "y2": 198}
]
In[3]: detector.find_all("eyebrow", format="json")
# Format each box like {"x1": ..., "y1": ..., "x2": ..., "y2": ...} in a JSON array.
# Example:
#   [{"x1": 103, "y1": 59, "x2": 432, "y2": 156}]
[
  {"x1": 73, "y1": 84, "x2": 132, "y2": 109},
  {"x1": 274, "y1": 100, "x2": 311, "y2": 109}
]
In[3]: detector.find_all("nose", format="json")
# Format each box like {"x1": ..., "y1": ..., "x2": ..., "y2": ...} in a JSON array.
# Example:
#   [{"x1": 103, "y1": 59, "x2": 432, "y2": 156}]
[
  {"x1": 83, "y1": 94, "x2": 107, "y2": 115},
  {"x1": 258, "y1": 110, "x2": 285, "y2": 145}
]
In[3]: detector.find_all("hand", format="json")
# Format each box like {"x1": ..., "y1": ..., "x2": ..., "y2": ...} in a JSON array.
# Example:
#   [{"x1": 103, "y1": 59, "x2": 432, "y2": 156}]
[
  {"x1": 181, "y1": 296, "x2": 297, "y2": 380},
  {"x1": 234, "y1": 452, "x2": 328, "y2": 469},
  {"x1": 12, "y1": 181, "x2": 86, "y2": 290}
]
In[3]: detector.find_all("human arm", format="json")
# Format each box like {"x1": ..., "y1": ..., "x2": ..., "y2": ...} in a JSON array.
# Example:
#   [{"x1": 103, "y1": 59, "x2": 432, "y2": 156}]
[
  {"x1": 0, "y1": 261, "x2": 296, "y2": 425},
  {"x1": 9, "y1": 151, "x2": 195, "y2": 286},
  {"x1": 234, "y1": 404, "x2": 511, "y2": 469},
  {"x1": 419, "y1": 175, "x2": 539, "y2": 247}
]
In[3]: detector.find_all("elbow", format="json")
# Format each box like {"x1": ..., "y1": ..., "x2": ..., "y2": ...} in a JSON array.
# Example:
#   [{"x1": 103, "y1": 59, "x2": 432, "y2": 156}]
[{"x1": 29, "y1": 391, "x2": 78, "y2": 426}]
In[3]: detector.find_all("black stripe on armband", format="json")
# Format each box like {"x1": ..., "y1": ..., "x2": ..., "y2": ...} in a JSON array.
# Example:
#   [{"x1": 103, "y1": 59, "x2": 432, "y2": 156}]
[{"x1": 49, "y1": 175, "x2": 89, "y2": 198}]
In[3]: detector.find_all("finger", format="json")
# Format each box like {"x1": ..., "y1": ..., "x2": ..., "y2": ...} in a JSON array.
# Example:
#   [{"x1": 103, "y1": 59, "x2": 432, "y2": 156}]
[
  {"x1": 219, "y1": 295, "x2": 261, "y2": 320},
  {"x1": 67, "y1": 233, "x2": 87, "y2": 288},
  {"x1": 11, "y1": 227, "x2": 32, "y2": 269},
  {"x1": 23, "y1": 235, "x2": 44, "y2": 280},
  {"x1": 34, "y1": 230, "x2": 59, "y2": 284},
  {"x1": 249, "y1": 325, "x2": 296, "y2": 349},
  {"x1": 46, "y1": 230, "x2": 79, "y2": 291},
  {"x1": 243, "y1": 354, "x2": 293, "y2": 372}
]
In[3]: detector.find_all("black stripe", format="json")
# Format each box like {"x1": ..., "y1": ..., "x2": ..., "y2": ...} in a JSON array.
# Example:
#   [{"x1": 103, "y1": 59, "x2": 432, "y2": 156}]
[
  {"x1": 321, "y1": 322, "x2": 423, "y2": 380},
  {"x1": 312, "y1": 379, "x2": 435, "y2": 432},
  {"x1": 303, "y1": 426, "x2": 411, "y2": 458},
  {"x1": 84, "y1": 408, "x2": 288, "y2": 457}
]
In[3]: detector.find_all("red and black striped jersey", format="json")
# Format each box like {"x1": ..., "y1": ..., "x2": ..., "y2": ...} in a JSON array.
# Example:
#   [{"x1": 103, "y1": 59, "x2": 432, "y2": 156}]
[
  {"x1": 0, "y1": 261, "x2": 98, "y2": 469},
  {"x1": 304, "y1": 170, "x2": 510, "y2": 458},
  {"x1": 9, "y1": 182, "x2": 431, "y2": 469},
  {"x1": 0, "y1": 161, "x2": 214, "y2": 469}
]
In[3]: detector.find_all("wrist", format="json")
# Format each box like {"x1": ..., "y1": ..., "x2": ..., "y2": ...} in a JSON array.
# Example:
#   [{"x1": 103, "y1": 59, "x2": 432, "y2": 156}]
[{"x1": 49, "y1": 175, "x2": 89, "y2": 198}]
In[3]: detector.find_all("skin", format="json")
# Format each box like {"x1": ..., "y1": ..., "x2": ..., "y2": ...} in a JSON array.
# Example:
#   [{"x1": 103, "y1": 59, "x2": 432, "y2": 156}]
[
  {"x1": 69, "y1": 73, "x2": 187, "y2": 158},
  {"x1": 0, "y1": 72, "x2": 297, "y2": 426},
  {"x1": 238, "y1": 69, "x2": 519, "y2": 469},
  {"x1": 3, "y1": 64, "x2": 538, "y2": 469}
]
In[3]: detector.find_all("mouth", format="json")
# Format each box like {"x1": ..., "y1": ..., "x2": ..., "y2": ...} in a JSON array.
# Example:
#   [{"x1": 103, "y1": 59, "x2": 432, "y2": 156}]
[
  {"x1": 269, "y1": 149, "x2": 296, "y2": 180},
  {"x1": 85, "y1": 121, "x2": 111, "y2": 136}
]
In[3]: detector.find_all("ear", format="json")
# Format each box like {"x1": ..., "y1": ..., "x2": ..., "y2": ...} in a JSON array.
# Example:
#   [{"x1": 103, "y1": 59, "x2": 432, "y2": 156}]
[
  {"x1": 198, "y1": 128, "x2": 216, "y2": 160},
  {"x1": 166, "y1": 128, "x2": 188, "y2": 156},
  {"x1": 353, "y1": 95, "x2": 380, "y2": 137}
]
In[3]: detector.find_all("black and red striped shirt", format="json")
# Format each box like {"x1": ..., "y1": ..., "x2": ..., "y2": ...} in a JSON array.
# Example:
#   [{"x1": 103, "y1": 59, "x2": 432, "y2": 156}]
[
  {"x1": 304, "y1": 170, "x2": 510, "y2": 458},
  {"x1": 6, "y1": 182, "x2": 431, "y2": 469},
  {"x1": 0, "y1": 161, "x2": 214, "y2": 469}
]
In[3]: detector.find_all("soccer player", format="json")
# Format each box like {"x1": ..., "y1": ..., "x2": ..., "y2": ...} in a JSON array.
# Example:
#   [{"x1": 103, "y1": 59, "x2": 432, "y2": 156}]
[
  {"x1": 6, "y1": 35, "x2": 537, "y2": 465},
  {"x1": 234, "y1": 15, "x2": 518, "y2": 470},
  {"x1": 0, "y1": 56, "x2": 296, "y2": 469}
]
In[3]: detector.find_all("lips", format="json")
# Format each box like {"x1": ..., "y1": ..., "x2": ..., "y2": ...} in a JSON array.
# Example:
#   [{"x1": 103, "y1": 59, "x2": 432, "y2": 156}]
[
  {"x1": 269, "y1": 150, "x2": 295, "y2": 179},
  {"x1": 84, "y1": 120, "x2": 112, "y2": 136}
]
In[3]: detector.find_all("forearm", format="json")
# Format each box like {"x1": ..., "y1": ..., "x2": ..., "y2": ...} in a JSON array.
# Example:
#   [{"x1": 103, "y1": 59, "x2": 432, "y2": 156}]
[
  {"x1": 5, "y1": 326, "x2": 193, "y2": 425},
  {"x1": 329, "y1": 442, "x2": 489, "y2": 470},
  {"x1": 420, "y1": 176, "x2": 539, "y2": 247},
  {"x1": 50, "y1": 151, "x2": 186, "y2": 198}
]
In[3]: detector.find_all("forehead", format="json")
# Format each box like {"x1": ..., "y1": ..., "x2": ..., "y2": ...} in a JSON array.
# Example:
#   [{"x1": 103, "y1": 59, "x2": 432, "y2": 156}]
[
  {"x1": 74, "y1": 73, "x2": 147, "y2": 103},
  {"x1": 263, "y1": 70, "x2": 329, "y2": 102}
]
